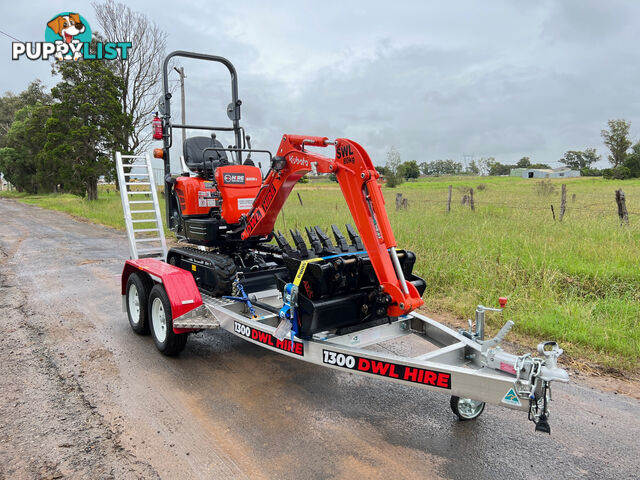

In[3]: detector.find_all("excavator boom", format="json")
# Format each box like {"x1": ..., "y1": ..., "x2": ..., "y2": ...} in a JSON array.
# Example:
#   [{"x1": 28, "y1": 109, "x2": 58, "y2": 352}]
[{"x1": 241, "y1": 134, "x2": 424, "y2": 317}]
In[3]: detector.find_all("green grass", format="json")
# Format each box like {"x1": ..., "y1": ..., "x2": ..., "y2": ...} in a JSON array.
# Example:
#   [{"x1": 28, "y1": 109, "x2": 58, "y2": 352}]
[{"x1": 3, "y1": 176, "x2": 639, "y2": 371}]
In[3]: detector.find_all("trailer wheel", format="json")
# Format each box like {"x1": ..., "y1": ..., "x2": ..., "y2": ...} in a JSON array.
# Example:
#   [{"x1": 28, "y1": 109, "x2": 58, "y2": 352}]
[
  {"x1": 126, "y1": 273, "x2": 152, "y2": 335},
  {"x1": 450, "y1": 396, "x2": 485, "y2": 421},
  {"x1": 148, "y1": 284, "x2": 188, "y2": 356}
]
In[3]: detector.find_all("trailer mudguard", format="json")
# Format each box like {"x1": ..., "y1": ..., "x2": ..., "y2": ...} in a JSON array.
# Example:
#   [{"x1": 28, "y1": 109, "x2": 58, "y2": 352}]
[{"x1": 122, "y1": 258, "x2": 203, "y2": 332}]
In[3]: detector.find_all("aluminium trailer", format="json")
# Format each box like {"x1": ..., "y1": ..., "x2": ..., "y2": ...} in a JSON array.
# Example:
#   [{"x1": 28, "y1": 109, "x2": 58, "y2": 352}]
[{"x1": 122, "y1": 257, "x2": 569, "y2": 433}]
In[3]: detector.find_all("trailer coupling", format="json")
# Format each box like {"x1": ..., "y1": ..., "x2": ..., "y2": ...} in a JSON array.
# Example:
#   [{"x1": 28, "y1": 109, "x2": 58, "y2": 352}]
[{"x1": 462, "y1": 303, "x2": 569, "y2": 433}]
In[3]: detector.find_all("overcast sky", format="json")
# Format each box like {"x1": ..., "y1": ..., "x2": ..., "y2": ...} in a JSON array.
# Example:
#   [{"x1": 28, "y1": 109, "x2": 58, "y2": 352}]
[{"x1": 3, "y1": 0, "x2": 640, "y2": 169}]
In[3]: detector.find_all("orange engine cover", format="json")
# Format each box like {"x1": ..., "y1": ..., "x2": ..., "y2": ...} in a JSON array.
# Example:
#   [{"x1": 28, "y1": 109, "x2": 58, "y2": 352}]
[
  {"x1": 174, "y1": 176, "x2": 218, "y2": 217},
  {"x1": 215, "y1": 165, "x2": 262, "y2": 224}
]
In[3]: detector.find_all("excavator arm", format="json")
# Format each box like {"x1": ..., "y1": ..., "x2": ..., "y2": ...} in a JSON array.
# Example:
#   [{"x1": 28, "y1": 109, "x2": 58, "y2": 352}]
[{"x1": 241, "y1": 134, "x2": 424, "y2": 317}]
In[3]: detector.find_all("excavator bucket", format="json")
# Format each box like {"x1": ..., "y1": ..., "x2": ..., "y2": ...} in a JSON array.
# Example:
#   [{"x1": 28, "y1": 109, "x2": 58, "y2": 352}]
[{"x1": 274, "y1": 224, "x2": 426, "y2": 338}]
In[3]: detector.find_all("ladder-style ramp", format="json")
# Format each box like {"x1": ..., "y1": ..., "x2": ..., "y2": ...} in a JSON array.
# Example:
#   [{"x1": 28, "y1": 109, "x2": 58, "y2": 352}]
[{"x1": 115, "y1": 152, "x2": 167, "y2": 260}]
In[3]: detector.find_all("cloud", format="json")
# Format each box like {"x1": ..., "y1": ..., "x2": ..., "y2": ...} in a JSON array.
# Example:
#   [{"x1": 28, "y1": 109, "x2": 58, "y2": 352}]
[{"x1": 2, "y1": 0, "x2": 640, "y2": 170}]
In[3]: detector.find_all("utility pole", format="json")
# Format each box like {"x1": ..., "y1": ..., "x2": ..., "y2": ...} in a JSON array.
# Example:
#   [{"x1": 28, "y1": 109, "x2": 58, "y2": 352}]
[{"x1": 174, "y1": 66, "x2": 186, "y2": 147}]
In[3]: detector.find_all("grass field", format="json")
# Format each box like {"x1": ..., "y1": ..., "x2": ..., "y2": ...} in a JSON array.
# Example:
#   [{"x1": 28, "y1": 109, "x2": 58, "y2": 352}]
[{"x1": 2, "y1": 175, "x2": 639, "y2": 371}]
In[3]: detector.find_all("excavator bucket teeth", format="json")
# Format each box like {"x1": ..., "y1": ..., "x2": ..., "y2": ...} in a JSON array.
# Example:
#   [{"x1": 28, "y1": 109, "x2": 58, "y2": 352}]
[
  {"x1": 305, "y1": 226, "x2": 323, "y2": 254},
  {"x1": 331, "y1": 224, "x2": 350, "y2": 252},
  {"x1": 275, "y1": 230, "x2": 295, "y2": 255},
  {"x1": 345, "y1": 223, "x2": 364, "y2": 251},
  {"x1": 314, "y1": 226, "x2": 337, "y2": 255},
  {"x1": 290, "y1": 228, "x2": 309, "y2": 258}
]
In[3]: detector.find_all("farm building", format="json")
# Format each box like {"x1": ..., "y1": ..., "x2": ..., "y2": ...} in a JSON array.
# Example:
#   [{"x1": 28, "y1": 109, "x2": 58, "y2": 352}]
[{"x1": 510, "y1": 167, "x2": 580, "y2": 179}]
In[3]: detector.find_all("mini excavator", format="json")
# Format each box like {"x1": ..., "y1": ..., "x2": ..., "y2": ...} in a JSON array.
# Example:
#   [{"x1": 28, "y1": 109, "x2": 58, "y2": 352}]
[{"x1": 156, "y1": 51, "x2": 425, "y2": 338}]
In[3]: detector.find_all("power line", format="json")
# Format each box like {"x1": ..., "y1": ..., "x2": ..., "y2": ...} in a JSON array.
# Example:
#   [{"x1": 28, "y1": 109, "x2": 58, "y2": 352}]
[{"x1": 0, "y1": 29, "x2": 23, "y2": 43}]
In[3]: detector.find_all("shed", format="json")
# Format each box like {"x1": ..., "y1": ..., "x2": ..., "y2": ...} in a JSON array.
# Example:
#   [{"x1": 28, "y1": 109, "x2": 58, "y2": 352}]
[{"x1": 510, "y1": 167, "x2": 580, "y2": 179}]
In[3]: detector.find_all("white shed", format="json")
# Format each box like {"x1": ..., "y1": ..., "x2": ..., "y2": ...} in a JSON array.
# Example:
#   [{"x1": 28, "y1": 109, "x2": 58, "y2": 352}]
[{"x1": 510, "y1": 167, "x2": 580, "y2": 179}]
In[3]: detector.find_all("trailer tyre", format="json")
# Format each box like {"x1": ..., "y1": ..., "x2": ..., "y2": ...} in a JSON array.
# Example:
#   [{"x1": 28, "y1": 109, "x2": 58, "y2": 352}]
[
  {"x1": 126, "y1": 273, "x2": 152, "y2": 335},
  {"x1": 148, "y1": 284, "x2": 188, "y2": 356},
  {"x1": 450, "y1": 396, "x2": 485, "y2": 421}
]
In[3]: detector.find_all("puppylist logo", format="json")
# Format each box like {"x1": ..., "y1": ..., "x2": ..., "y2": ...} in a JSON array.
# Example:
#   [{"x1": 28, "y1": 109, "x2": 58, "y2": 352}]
[{"x1": 12, "y1": 12, "x2": 131, "y2": 61}]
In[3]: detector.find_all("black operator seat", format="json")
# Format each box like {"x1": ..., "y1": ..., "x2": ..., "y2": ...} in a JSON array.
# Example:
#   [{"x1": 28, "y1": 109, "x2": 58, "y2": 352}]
[{"x1": 183, "y1": 136, "x2": 229, "y2": 177}]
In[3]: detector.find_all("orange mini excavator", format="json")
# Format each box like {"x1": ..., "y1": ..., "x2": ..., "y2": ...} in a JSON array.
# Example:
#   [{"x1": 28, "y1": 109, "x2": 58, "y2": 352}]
[{"x1": 155, "y1": 51, "x2": 425, "y2": 339}]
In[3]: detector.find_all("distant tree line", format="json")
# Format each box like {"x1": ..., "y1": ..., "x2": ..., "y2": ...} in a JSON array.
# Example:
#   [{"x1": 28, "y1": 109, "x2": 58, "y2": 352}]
[{"x1": 376, "y1": 118, "x2": 640, "y2": 185}]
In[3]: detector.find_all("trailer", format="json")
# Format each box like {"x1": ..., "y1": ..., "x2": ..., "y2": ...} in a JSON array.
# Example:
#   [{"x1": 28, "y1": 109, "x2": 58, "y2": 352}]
[{"x1": 118, "y1": 51, "x2": 568, "y2": 434}]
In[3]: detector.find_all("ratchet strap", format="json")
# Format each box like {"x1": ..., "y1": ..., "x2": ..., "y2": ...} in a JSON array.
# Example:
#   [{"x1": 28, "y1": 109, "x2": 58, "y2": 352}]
[{"x1": 279, "y1": 251, "x2": 366, "y2": 351}]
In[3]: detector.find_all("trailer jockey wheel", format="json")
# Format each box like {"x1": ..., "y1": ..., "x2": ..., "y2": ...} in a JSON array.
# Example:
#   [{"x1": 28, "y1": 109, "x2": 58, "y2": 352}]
[
  {"x1": 148, "y1": 284, "x2": 188, "y2": 356},
  {"x1": 126, "y1": 273, "x2": 152, "y2": 335},
  {"x1": 450, "y1": 396, "x2": 485, "y2": 421}
]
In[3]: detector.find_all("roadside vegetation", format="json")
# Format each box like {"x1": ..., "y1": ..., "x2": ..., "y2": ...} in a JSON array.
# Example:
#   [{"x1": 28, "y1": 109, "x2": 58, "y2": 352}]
[{"x1": 3, "y1": 175, "x2": 639, "y2": 372}]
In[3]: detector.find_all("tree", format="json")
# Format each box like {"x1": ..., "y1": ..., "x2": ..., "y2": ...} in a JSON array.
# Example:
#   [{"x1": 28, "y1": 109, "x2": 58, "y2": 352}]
[
  {"x1": 465, "y1": 159, "x2": 480, "y2": 175},
  {"x1": 44, "y1": 56, "x2": 131, "y2": 200},
  {"x1": 477, "y1": 157, "x2": 494, "y2": 176},
  {"x1": 0, "y1": 147, "x2": 32, "y2": 192},
  {"x1": 623, "y1": 141, "x2": 640, "y2": 178},
  {"x1": 0, "y1": 80, "x2": 51, "y2": 145},
  {"x1": 385, "y1": 148, "x2": 404, "y2": 187},
  {"x1": 399, "y1": 160, "x2": 420, "y2": 180},
  {"x1": 516, "y1": 157, "x2": 531, "y2": 168},
  {"x1": 93, "y1": 0, "x2": 167, "y2": 155},
  {"x1": 601, "y1": 119, "x2": 631, "y2": 167},
  {"x1": 427, "y1": 159, "x2": 463, "y2": 176},
  {"x1": 0, "y1": 103, "x2": 51, "y2": 193},
  {"x1": 488, "y1": 161, "x2": 512, "y2": 176},
  {"x1": 561, "y1": 148, "x2": 600, "y2": 170},
  {"x1": 419, "y1": 161, "x2": 430, "y2": 176},
  {"x1": 376, "y1": 165, "x2": 390, "y2": 177}
]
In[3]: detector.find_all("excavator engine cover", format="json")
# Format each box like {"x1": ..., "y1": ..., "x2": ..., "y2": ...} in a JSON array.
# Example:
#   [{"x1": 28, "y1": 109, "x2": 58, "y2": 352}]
[{"x1": 214, "y1": 165, "x2": 262, "y2": 224}]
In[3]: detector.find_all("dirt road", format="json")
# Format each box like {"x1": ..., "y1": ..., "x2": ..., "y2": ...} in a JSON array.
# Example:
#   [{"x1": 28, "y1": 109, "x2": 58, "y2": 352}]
[{"x1": 0, "y1": 199, "x2": 638, "y2": 480}]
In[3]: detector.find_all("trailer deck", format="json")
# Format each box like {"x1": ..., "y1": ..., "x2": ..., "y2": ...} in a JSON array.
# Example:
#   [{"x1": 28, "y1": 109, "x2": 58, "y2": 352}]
[{"x1": 168, "y1": 285, "x2": 565, "y2": 420}]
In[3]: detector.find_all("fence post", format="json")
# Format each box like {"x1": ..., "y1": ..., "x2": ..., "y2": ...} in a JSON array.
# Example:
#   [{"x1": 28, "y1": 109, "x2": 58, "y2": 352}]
[
  {"x1": 447, "y1": 185, "x2": 452, "y2": 213},
  {"x1": 395, "y1": 193, "x2": 408, "y2": 210},
  {"x1": 469, "y1": 188, "x2": 475, "y2": 211},
  {"x1": 615, "y1": 189, "x2": 629, "y2": 225},
  {"x1": 559, "y1": 184, "x2": 567, "y2": 221}
]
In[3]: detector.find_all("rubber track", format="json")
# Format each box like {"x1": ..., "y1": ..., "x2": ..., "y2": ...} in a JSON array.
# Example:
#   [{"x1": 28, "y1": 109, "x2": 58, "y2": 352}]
[{"x1": 169, "y1": 247, "x2": 237, "y2": 296}]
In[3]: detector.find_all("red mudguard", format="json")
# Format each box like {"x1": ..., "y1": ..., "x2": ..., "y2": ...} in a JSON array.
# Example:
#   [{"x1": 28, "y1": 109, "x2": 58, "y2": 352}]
[{"x1": 121, "y1": 258, "x2": 202, "y2": 333}]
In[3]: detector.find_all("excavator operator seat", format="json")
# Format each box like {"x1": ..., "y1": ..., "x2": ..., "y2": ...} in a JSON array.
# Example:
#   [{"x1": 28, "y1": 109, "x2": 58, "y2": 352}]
[{"x1": 183, "y1": 136, "x2": 229, "y2": 177}]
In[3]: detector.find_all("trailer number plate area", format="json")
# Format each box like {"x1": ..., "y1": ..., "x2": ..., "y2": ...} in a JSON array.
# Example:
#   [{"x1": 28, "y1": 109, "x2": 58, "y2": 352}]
[
  {"x1": 322, "y1": 349, "x2": 451, "y2": 389},
  {"x1": 234, "y1": 321, "x2": 304, "y2": 356}
]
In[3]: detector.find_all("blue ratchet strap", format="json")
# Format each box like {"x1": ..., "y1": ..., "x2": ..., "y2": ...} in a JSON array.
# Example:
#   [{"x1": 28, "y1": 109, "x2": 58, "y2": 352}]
[
  {"x1": 223, "y1": 280, "x2": 258, "y2": 318},
  {"x1": 278, "y1": 251, "x2": 367, "y2": 350}
]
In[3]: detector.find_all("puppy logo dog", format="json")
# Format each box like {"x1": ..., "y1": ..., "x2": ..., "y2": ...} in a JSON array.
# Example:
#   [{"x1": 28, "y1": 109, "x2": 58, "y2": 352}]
[
  {"x1": 46, "y1": 13, "x2": 86, "y2": 60},
  {"x1": 12, "y1": 12, "x2": 129, "y2": 62}
]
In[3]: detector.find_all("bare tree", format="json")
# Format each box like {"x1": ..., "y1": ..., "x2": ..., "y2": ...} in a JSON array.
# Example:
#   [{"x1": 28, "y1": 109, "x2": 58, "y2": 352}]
[{"x1": 92, "y1": 0, "x2": 167, "y2": 155}]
